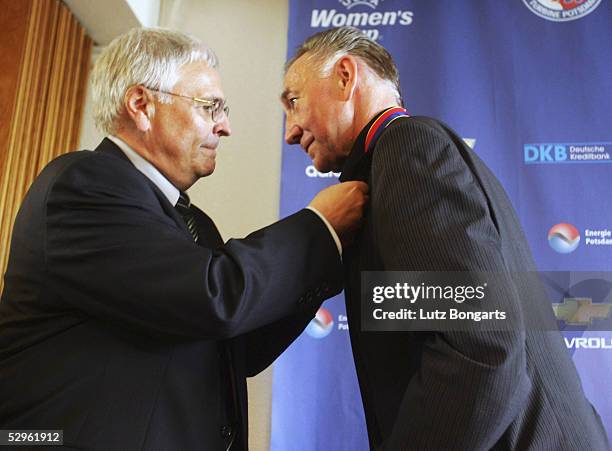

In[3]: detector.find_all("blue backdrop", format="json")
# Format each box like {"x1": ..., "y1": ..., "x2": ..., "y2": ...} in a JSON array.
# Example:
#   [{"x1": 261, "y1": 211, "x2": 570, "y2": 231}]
[{"x1": 272, "y1": 1, "x2": 612, "y2": 450}]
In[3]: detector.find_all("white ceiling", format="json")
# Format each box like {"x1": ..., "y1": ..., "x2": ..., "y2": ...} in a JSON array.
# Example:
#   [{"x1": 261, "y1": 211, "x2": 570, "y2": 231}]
[{"x1": 63, "y1": 0, "x2": 160, "y2": 45}]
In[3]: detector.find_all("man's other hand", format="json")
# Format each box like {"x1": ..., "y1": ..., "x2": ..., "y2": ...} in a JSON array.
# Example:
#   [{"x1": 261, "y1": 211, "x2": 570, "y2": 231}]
[{"x1": 309, "y1": 181, "x2": 369, "y2": 247}]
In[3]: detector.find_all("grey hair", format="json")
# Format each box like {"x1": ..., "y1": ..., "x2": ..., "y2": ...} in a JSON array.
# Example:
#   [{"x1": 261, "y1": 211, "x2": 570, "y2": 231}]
[
  {"x1": 91, "y1": 27, "x2": 218, "y2": 135},
  {"x1": 285, "y1": 26, "x2": 402, "y2": 103}
]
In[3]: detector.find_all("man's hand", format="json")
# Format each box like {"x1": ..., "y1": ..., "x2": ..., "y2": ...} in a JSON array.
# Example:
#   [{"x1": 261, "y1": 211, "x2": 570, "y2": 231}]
[{"x1": 309, "y1": 181, "x2": 369, "y2": 247}]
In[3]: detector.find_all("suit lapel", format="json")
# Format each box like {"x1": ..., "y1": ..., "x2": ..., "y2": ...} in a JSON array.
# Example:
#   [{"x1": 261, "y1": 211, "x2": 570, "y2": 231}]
[{"x1": 95, "y1": 138, "x2": 194, "y2": 241}]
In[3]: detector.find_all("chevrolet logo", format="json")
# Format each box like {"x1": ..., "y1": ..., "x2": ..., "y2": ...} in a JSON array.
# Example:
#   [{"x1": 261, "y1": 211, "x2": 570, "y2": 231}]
[{"x1": 552, "y1": 297, "x2": 612, "y2": 325}]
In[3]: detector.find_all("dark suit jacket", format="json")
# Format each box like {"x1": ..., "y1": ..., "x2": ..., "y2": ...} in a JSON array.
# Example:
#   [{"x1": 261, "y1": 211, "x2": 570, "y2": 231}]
[
  {"x1": 0, "y1": 139, "x2": 343, "y2": 450},
  {"x1": 339, "y1": 115, "x2": 610, "y2": 450}
]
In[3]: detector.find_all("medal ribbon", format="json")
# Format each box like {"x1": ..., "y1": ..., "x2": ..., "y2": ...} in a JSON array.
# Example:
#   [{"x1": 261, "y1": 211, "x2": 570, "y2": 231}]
[{"x1": 364, "y1": 107, "x2": 409, "y2": 154}]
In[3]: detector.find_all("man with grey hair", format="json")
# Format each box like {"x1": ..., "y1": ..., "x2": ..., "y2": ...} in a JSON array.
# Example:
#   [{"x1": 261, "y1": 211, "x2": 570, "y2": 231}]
[
  {"x1": 282, "y1": 26, "x2": 609, "y2": 450},
  {"x1": 0, "y1": 28, "x2": 367, "y2": 450}
]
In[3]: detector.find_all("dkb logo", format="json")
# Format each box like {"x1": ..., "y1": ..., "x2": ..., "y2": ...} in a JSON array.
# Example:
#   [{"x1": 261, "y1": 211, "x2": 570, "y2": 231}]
[{"x1": 524, "y1": 144, "x2": 567, "y2": 163}]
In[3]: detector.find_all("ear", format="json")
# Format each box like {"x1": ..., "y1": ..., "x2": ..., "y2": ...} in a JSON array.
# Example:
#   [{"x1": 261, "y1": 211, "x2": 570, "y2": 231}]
[
  {"x1": 334, "y1": 55, "x2": 358, "y2": 101},
  {"x1": 123, "y1": 85, "x2": 154, "y2": 132}
]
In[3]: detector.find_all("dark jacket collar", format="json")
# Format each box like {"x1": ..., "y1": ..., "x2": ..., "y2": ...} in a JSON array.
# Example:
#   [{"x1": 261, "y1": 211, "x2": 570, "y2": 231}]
[
  {"x1": 339, "y1": 110, "x2": 387, "y2": 182},
  {"x1": 94, "y1": 137, "x2": 131, "y2": 162},
  {"x1": 93, "y1": 138, "x2": 194, "y2": 240}
]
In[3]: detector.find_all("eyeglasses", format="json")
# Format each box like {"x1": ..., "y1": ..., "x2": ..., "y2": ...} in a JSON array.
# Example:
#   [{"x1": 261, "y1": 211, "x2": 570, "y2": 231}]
[{"x1": 144, "y1": 87, "x2": 229, "y2": 122}]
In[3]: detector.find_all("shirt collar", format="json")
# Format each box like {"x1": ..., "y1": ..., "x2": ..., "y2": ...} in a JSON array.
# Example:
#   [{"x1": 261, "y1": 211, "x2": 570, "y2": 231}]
[{"x1": 108, "y1": 135, "x2": 180, "y2": 206}]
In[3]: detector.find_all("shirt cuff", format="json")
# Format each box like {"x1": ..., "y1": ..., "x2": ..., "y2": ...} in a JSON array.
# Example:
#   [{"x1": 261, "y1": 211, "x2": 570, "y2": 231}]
[{"x1": 305, "y1": 206, "x2": 343, "y2": 257}]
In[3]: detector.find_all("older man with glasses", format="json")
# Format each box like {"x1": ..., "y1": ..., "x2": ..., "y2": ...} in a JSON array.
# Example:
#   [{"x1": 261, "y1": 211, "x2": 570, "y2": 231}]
[{"x1": 0, "y1": 28, "x2": 367, "y2": 451}]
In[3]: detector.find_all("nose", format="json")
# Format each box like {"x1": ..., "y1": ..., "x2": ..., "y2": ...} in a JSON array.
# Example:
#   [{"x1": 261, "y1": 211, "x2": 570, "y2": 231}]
[
  {"x1": 214, "y1": 114, "x2": 231, "y2": 137},
  {"x1": 284, "y1": 121, "x2": 303, "y2": 145}
]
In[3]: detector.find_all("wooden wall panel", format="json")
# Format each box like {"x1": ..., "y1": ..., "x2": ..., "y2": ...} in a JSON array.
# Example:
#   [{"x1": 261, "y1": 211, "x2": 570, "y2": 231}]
[
  {"x1": 0, "y1": 0, "x2": 32, "y2": 200},
  {"x1": 0, "y1": 0, "x2": 92, "y2": 294}
]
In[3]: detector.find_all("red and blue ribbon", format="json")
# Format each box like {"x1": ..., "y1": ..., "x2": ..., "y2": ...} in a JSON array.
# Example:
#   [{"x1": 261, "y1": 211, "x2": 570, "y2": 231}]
[{"x1": 364, "y1": 107, "x2": 409, "y2": 154}]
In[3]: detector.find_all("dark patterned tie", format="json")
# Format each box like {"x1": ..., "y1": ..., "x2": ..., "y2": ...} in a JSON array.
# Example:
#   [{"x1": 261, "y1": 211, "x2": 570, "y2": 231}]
[{"x1": 175, "y1": 192, "x2": 199, "y2": 242}]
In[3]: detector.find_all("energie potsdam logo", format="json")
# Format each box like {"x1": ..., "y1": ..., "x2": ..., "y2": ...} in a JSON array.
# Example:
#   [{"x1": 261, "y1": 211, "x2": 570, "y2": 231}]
[
  {"x1": 522, "y1": 0, "x2": 602, "y2": 22},
  {"x1": 306, "y1": 307, "x2": 334, "y2": 338},
  {"x1": 548, "y1": 223, "x2": 581, "y2": 253}
]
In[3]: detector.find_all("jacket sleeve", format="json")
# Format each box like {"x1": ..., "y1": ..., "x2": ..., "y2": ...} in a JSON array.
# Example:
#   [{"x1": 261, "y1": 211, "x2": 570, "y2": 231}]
[
  {"x1": 240, "y1": 307, "x2": 319, "y2": 377},
  {"x1": 370, "y1": 119, "x2": 530, "y2": 450},
  {"x1": 44, "y1": 153, "x2": 343, "y2": 340},
  {"x1": 235, "y1": 232, "x2": 340, "y2": 377}
]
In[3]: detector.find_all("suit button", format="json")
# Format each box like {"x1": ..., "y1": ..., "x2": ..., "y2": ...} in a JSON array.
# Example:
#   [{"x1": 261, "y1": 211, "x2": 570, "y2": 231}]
[{"x1": 220, "y1": 425, "x2": 233, "y2": 439}]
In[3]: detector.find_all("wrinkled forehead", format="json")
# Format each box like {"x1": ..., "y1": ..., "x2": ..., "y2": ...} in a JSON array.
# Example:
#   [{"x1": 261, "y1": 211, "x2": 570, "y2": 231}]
[
  {"x1": 176, "y1": 60, "x2": 225, "y2": 98},
  {"x1": 284, "y1": 53, "x2": 320, "y2": 90}
]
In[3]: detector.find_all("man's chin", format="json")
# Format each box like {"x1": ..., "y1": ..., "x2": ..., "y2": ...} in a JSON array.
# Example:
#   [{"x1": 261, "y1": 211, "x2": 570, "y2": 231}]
[
  {"x1": 197, "y1": 161, "x2": 216, "y2": 178},
  {"x1": 313, "y1": 160, "x2": 339, "y2": 174}
]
